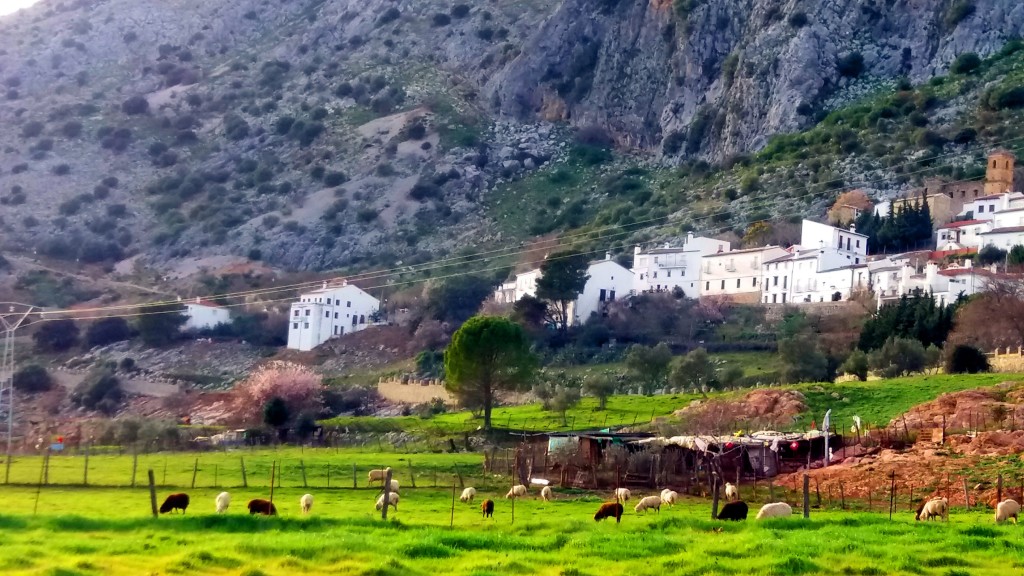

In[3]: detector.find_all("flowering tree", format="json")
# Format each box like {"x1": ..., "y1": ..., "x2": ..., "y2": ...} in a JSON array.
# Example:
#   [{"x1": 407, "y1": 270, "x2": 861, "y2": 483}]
[{"x1": 232, "y1": 362, "x2": 324, "y2": 425}]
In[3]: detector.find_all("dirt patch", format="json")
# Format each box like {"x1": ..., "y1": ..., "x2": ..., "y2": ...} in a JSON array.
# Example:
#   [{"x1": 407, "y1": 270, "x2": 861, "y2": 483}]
[
  {"x1": 892, "y1": 382, "x2": 1024, "y2": 430},
  {"x1": 273, "y1": 325, "x2": 410, "y2": 372},
  {"x1": 674, "y1": 389, "x2": 807, "y2": 432}
]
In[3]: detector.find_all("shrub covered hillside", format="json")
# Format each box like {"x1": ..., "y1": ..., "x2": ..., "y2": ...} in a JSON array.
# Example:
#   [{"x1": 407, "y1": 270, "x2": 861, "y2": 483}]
[{"x1": 0, "y1": 0, "x2": 1023, "y2": 274}]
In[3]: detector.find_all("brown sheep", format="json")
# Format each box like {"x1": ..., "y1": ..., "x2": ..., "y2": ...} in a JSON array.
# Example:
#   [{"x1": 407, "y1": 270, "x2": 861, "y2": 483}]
[
  {"x1": 159, "y1": 493, "x2": 190, "y2": 514},
  {"x1": 594, "y1": 502, "x2": 624, "y2": 523},
  {"x1": 481, "y1": 499, "x2": 494, "y2": 519},
  {"x1": 247, "y1": 498, "x2": 278, "y2": 516}
]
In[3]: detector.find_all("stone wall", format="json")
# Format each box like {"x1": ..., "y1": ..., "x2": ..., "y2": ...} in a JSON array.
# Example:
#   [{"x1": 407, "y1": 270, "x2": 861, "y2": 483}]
[{"x1": 377, "y1": 376, "x2": 454, "y2": 405}]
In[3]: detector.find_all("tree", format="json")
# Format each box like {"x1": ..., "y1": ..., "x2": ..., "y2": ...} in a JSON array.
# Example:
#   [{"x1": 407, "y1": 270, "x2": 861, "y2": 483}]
[
  {"x1": 1008, "y1": 245, "x2": 1024, "y2": 269},
  {"x1": 950, "y1": 52, "x2": 981, "y2": 74},
  {"x1": 779, "y1": 333, "x2": 829, "y2": 383},
  {"x1": 232, "y1": 362, "x2": 324, "y2": 425},
  {"x1": 669, "y1": 348, "x2": 719, "y2": 397},
  {"x1": 947, "y1": 277, "x2": 1024, "y2": 350},
  {"x1": 978, "y1": 245, "x2": 1007, "y2": 265},
  {"x1": 72, "y1": 369, "x2": 123, "y2": 414},
  {"x1": 425, "y1": 275, "x2": 493, "y2": 324},
  {"x1": 839, "y1": 349, "x2": 869, "y2": 381},
  {"x1": 742, "y1": 221, "x2": 772, "y2": 248},
  {"x1": 583, "y1": 373, "x2": 618, "y2": 410},
  {"x1": 858, "y1": 293, "x2": 959, "y2": 351},
  {"x1": 827, "y1": 189, "x2": 873, "y2": 225},
  {"x1": 625, "y1": 343, "x2": 673, "y2": 395},
  {"x1": 444, "y1": 316, "x2": 537, "y2": 429},
  {"x1": 924, "y1": 344, "x2": 942, "y2": 373},
  {"x1": 945, "y1": 344, "x2": 991, "y2": 374},
  {"x1": 534, "y1": 371, "x2": 583, "y2": 426},
  {"x1": 868, "y1": 337, "x2": 926, "y2": 378},
  {"x1": 535, "y1": 252, "x2": 590, "y2": 332},
  {"x1": 85, "y1": 317, "x2": 133, "y2": 348},
  {"x1": 549, "y1": 385, "x2": 581, "y2": 426},
  {"x1": 136, "y1": 304, "x2": 187, "y2": 346},
  {"x1": 511, "y1": 294, "x2": 548, "y2": 335},
  {"x1": 12, "y1": 364, "x2": 53, "y2": 393},
  {"x1": 263, "y1": 397, "x2": 290, "y2": 440},
  {"x1": 33, "y1": 319, "x2": 79, "y2": 353}
]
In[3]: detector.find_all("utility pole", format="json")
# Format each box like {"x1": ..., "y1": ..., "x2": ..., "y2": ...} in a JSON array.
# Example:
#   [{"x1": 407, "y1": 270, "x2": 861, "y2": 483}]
[{"x1": 1, "y1": 304, "x2": 36, "y2": 481}]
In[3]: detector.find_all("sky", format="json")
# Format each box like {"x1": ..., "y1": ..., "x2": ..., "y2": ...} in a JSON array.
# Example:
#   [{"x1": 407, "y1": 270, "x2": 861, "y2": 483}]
[{"x1": 0, "y1": 0, "x2": 41, "y2": 16}]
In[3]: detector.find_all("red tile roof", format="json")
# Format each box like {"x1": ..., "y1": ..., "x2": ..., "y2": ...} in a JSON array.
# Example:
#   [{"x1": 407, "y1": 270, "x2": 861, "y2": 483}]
[{"x1": 938, "y1": 219, "x2": 987, "y2": 229}]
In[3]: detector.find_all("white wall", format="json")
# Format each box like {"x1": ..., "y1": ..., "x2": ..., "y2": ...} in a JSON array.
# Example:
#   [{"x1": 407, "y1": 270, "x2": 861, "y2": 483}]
[
  {"x1": 701, "y1": 247, "x2": 787, "y2": 299},
  {"x1": 574, "y1": 260, "x2": 633, "y2": 325},
  {"x1": 287, "y1": 284, "x2": 380, "y2": 351},
  {"x1": 632, "y1": 235, "x2": 728, "y2": 298},
  {"x1": 800, "y1": 219, "x2": 868, "y2": 257},
  {"x1": 184, "y1": 304, "x2": 231, "y2": 331}
]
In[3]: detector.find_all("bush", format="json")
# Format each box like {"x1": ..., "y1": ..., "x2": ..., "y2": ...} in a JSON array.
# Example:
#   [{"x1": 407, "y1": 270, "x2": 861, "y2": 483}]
[
  {"x1": 224, "y1": 114, "x2": 250, "y2": 140},
  {"x1": 944, "y1": 1, "x2": 975, "y2": 29},
  {"x1": 13, "y1": 364, "x2": 53, "y2": 393},
  {"x1": 409, "y1": 181, "x2": 441, "y2": 201},
  {"x1": 788, "y1": 11, "x2": 808, "y2": 28},
  {"x1": 377, "y1": 6, "x2": 401, "y2": 25},
  {"x1": 61, "y1": 121, "x2": 83, "y2": 138},
  {"x1": 72, "y1": 369, "x2": 124, "y2": 414},
  {"x1": 840, "y1": 349, "x2": 869, "y2": 381},
  {"x1": 21, "y1": 120, "x2": 44, "y2": 138},
  {"x1": 121, "y1": 95, "x2": 149, "y2": 115},
  {"x1": 993, "y1": 86, "x2": 1024, "y2": 110},
  {"x1": 85, "y1": 317, "x2": 133, "y2": 348},
  {"x1": 451, "y1": 4, "x2": 470, "y2": 17},
  {"x1": 945, "y1": 345, "x2": 990, "y2": 374},
  {"x1": 52, "y1": 164, "x2": 71, "y2": 176},
  {"x1": 33, "y1": 319, "x2": 80, "y2": 353},
  {"x1": 868, "y1": 337, "x2": 926, "y2": 378},
  {"x1": 950, "y1": 52, "x2": 981, "y2": 74},
  {"x1": 432, "y1": 13, "x2": 451, "y2": 26},
  {"x1": 837, "y1": 52, "x2": 865, "y2": 78},
  {"x1": 323, "y1": 171, "x2": 348, "y2": 186},
  {"x1": 662, "y1": 131, "x2": 685, "y2": 155}
]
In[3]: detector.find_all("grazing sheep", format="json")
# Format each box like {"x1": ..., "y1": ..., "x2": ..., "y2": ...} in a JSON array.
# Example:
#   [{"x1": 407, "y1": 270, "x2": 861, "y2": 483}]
[
  {"x1": 660, "y1": 490, "x2": 678, "y2": 507},
  {"x1": 460, "y1": 487, "x2": 477, "y2": 503},
  {"x1": 215, "y1": 492, "x2": 230, "y2": 514},
  {"x1": 755, "y1": 502, "x2": 792, "y2": 520},
  {"x1": 995, "y1": 499, "x2": 1019, "y2": 524},
  {"x1": 481, "y1": 499, "x2": 494, "y2": 518},
  {"x1": 505, "y1": 484, "x2": 527, "y2": 499},
  {"x1": 367, "y1": 467, "x2": 391, "y2": 485},
  {"x1": 717, "y1": 501, "x2": 749, "y2": 521},
  {"x1": 614, "y1": 488, "x2": 631, "y2": 503},
  {"x1": 159, "y1": 493, "x2": 190, "y2": 514},
  {"x1": 247, "y1": 499, "x2": 277, "y2": 516},
  {"x1": 375, "y1": 492, "x2": 400, "y2": 511},
  {"x1": 634, "y1": 495, "x2": 662, "y2": 514},
  {"x1": 387, "y1": 479, "x2": 400, "y2": 493},
  {"x1": 916, "y1": 497, "x2": 948, "y2": 522},
  {"x1": 594, "y1": 502, "x2": 624, "y2": 523},
  {"x1": 540, "y1": 486, "x2": 553, "y2": 502},
  {"x1": 300, "y1": 494, "x2": 313, "y2": 515},
  {"x1": 724, "y1": 482, "x2": 738, "y2": 501}
]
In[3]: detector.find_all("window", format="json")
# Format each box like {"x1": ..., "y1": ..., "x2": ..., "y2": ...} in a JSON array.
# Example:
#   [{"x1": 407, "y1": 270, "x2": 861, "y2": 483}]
[
  {"x1": 359, "y1": 315, "x2": 366, "y2": 324},
  {"x1": 326, "y1": 311, "x2": 331, "y2": 318},
  {"x1": 610, "y1": 290, "x2": 616, "y2": 301},
  {"x1": 855, "y1": 258, "x2": 860, "y2": 264},
  {"x1": 334, "y1": 313, "x2": 339, "y2": 319},
  {"x1": 351, "y1": 316, "x2": 357, "y2": 327},
  {"x1": 856, "y1": 240, "x2": 860, "y2": 248},
  {"x1": 666, "y1": 271, "x2": 671, "y2": 277},
  {"x1": 292, "y1": 323, "x2": 298, "y2": 329},
  {"x1": 334, "y1": 326, "x2": 339, "y2": 335},
  {"x1": 783, "y1": 276, "x2": 787, "y2": 289},
  {"x1": 293, "y1": 310, "x2": 299, "y2": 317},
  {"x1": 772, "y1": 294, "x2": 777, "y2": 304},
  {"x1": 653, "y1": 272, "x2": 658, "y2": 278},
  {"x1": 752, "y1": 278, "x2": 757, "y2": 287},
  {"x1": 782, "y1": 293, "x2": 787, "y2": 303},
  {"x1": 979, "y1": 205, "x2": 985, "y2": 213},
  {"x1": 303, "y1": 323, "x2": 309, "y2": 329},
  {"x1": 720, "y1": 280, "x2": 725, "y2": 290},
  {"x1": 599, "y1": 289, "x2": 607, "y2": 302},
  {"x1": 705, "y1": 281, "x2": 710, "y2": 290},
  {"x1": 347, "y1": 301, "x2": 351, "y2": 307},
  {"x1": 773, "y1": 276, "x2": 778, "y2": 286},
  {"x1": 736, "y1": 279, "x2": 741, "y2": 288},
  {"x1": 304, "y1": 309, "x2": 310, "y2": 316}
]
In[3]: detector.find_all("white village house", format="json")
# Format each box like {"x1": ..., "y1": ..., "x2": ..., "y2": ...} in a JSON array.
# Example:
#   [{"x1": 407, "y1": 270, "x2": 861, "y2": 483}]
[
  {"x1": 699, "y1": 246, "x2": 788, "y2": 302},
  {"x1": 761, "y1": 220, "x2": 870, "y2": 304},
  {"x1": 182, "y1": 298, "x2": 232, "y2": 331},
  {"x1": 631, "y1": 233, "x2": 730, "y2": 298},
  {"x1": 287, "y1": 281, "x2": 380, "y2": 351}
]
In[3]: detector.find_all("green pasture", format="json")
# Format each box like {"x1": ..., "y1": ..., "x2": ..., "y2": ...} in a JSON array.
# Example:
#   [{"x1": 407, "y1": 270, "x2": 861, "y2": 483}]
[{"x1": 0, "y1": 485, "x2": 1022, "y2": 576}]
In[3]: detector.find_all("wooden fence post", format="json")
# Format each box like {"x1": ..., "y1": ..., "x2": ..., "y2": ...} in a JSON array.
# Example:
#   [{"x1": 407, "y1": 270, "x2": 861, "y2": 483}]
[
  {"x1": 449, "y1": 482, "x2": 457, "y2": 528},
  {"x1": 300, "y1": 460, "x2": 308, "y2": 488},
  {"x1": 148, "y1": 470, "x2": 158, "y2": 518},
  {"x1": 131, "y1": 448, "x2": 138, "y2": 488},
  {"x1": 889, "y1": 471, "x2": 896, "y2": 520},
  {"x1": 997, "y1": 473, "x2": 1003, "y2": 504},
  {"x1": 191, "y1": 458, "x2": 199, "y2": 489},
  {"x1": 353, "y1": 463, "x2": 357, "y2": 488},
  {"x1": 711, "y1": 473, "x2": 721, "y2": 520},
  {"x1": 962, "y1": 477, "x2": 970, "y2": 511},
  {"x1": 839, "y1": 482, "x2": 846, "y2": 510},
  {"x1": 802, "y1": 474, "x2": 810, "y2": 519},
  {"x1": 326, "y1": 464, "x2": 331, "y2": 488},
  {"x1": 769, "y1": 478, "x2": 775, "y2": 502},
  {"x1": 454, "y1": 463, "x2": 464, "y2": 489},
  {"x1": 214, "y1": 464, "x2": 218, "y2": 488},
  {"x1": 83, "y1": 444, "x2": 90, "y2": 486},
  {"x1": 381, "y1": 468, "x2": 393, "y2": 520},
  {"x1": 269, "y1": 461, "x2": 276, "y2": 504},
  {"x1": 240, "y1": 457, "x2": 248, "y2": 488},
  {"x1": 409, "y1": 460, "x2": 416, "y2": 488}
]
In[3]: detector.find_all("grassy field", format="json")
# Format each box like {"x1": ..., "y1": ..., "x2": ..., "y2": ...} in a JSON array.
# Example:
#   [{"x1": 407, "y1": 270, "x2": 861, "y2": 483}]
[{"x1": 1, "y1": 485, "x2": 1022, "y2": 576}]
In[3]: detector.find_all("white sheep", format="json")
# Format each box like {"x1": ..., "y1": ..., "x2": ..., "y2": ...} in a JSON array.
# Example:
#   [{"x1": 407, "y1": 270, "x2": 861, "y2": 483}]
[
  {"x1": 388, "y1": 479, "x2": 400, "y2": 493},
  {"x1": 724, "y1": 482, "x2": 738, "y2": 501},
  {"x1": 300, "y1": 493, "x2": 313, "y2": 515},
  {"x1": 540, "y1": 486, "x2": 553, "y2": 502},
  {"x1": 367, "y1": 467, "x2": 391, "y2": 485},
  {"x1": 375, "y1": 492, "x2": 400, "y2": 511},
  {"x1": 614, "y1": 488, "x2": 631, "y2": 503},
  {"x1": 755, "y1": 502, "x2": 793, "y2": 520},
  {"x1": 460, "y1": 487, "x2": 477, "y2": 503},
  {"x1": 995, "y1": 499, "x2": 1019, "y2": 524},
  {"x1": 660, "y1": 490, "x2": 678, "y2": 507},
  {"x1": 917, "y1": 497, "x2": 948, "y2": 522},
  {"x1": 505, "y1": 484, "x2": 527, "y2": 499},
  {"x1": 634, "y1": 495, "x2": 662, "y2": 514},
  {"x1": 215, "y1": 491, "x2": 230, "y2": 514}
]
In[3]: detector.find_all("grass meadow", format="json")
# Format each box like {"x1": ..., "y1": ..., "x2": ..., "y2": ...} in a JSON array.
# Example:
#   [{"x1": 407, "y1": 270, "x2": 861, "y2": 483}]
[{"x1": 1, "y1": 484, "x2": 1022, "y2": 576}]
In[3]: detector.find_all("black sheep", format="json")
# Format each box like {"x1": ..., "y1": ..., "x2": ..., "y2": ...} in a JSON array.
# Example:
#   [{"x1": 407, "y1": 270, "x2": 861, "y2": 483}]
[
  {"x1": 247, "y1": 498, "x2": 278, "y2": 516},
  {"x1": 594, "y1": 502, "x2": 624, "y2": 523},
  {"x1": 481, "y1": 499, "x2": 494, "y2": 519},
  {"x1": 159, "y1": 493, "x2": 190, "y2": 514},
  {"x1": 717, "y1": 500, "x2": 748, "y2": 521}
]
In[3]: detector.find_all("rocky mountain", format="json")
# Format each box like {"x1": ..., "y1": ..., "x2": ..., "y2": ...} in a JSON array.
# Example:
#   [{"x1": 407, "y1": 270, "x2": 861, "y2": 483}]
[{"x1": 0, "y1": 0, "x2": 1020, "y2": 276}]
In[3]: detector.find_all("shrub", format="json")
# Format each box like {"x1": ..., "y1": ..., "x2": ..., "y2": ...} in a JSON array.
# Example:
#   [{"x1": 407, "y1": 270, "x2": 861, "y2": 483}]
[
  {"x1": 944, "y1": 1, "x2": 975, "y2": 29},
  {"x1": 121, "y1": 95, "x2": 149, "y2": 115},
  {"x1": 86, "y1": 317, "x2": 133, "y2": 348},
  {"x1": 13, "y1": 365, "x2": 53, "y2": 393},
  {"x1": 840, "y1": 349, "x2": 869, "y2": 381},
  {"x1": 356, "y1": 207, "x2": 378, "y2": 222},
  {"x1": 72, "y1": 369, "x2": 124, "y2": 414},
  {"x1": 377, "y1": 6, "x2": 401, "y2": 25},
  {"x1": 950, "y1": 52, "x2": 981, "y2": 74},
  {"x1": 432, "y1": 13, "x2": 451, "y2": 26},
  {"x1": 409, "y1": 181, "x2": 442, "y2": 201},
  {"x1": 61, "y1": 121, "x2": 83, "y2": 138},
  {"x1": 994, "y1": 86, "x2": 1024, "y2": 110},
  {"x1": 788, "y1": 11, "x2": 808, "y2": 28},
  {"x1": 836, "y1": 52, "x2": 865, "y2": 78},
  {"x1": 662, "y1": 131, "x2": 685, "y2": 155},
  {"x1": 232, "y1": 362, "x2": 324, "y2": 425},
  {"x1": 21, "y1": 120, "x2": 44, "y2": 138},
  {"x1": 451, "y1": 4, "x2": 470, "y2": 17},
  {"x1": 224, "y1": 114, "x2": 250, "y2": 140},
  {"x1": 403, "y1": 121, "x2": 427, "y2": 140},
  {"x1": 52, "y1": 163, "x2": 71, "y2": 176},
  {"x1": 323, "y1": 170, "x2": 348, "y2": 186},
  {"x1": 33, "y1": 319, "x2": 80, "y2": 353},
  {"x1": 945, "y1": 345, "x2": 990, "y2": 374},
  {"x1": 868, "y1": 336, "x2": 926, "y2": 378}
]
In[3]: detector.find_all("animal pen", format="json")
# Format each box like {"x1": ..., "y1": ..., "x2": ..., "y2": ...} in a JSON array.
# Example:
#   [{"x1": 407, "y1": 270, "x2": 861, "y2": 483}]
[{"x1": 516, "y1": 430, "x2": 841, "y2": 493}]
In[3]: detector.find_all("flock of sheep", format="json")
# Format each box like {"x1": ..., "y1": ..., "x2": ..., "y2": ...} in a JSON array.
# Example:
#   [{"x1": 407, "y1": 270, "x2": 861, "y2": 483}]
[{"x1": 156, "y1": 467, "x2": 1021, "y2": 526}]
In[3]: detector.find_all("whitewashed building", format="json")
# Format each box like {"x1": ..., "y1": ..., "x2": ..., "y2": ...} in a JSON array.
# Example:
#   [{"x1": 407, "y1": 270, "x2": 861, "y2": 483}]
[
  {"x1": 979, "y1": 206, "x2": 1024, "y2": 249},
  {"x1": 700, "y1": 246, "x2": 788, "y2": 302},
  {"x1": 800, "y1": 219, "x2": 868, "y2": 259},
  {"x1": 573, "y1": 256, "x2": 634, "y2": 324},
  {"x1": 287, "y1": 282, "x2": 380, "y2": 351},
  {"x1": 935, "y1": 219, "x2": 989, "y2": 251},
  {"x1": 183, "y1": 298, "x2": 231, "y2": 331},
  {"x1": 632, "y1": 233, "x2": 730, "y2": 297},
  {"x1": 875, "y1": 261, "x2": 993, "y2": 308}
]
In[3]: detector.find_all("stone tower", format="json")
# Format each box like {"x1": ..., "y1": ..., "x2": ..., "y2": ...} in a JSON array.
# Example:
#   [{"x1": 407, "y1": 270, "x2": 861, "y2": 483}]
[{"x1": 985, "y1": 150, "x2": 1015, "y2": 195}]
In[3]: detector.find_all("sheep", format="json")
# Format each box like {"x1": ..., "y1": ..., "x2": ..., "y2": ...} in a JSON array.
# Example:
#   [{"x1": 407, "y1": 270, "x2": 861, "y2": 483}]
[
  {"x1": 387, "y1": 479, "x2": 400, "y2": 493},
  {"x1": 995, "y1": 499, "x2": 1019, "y2": 524},
  {"x1": 755, "y1": 502, "x2": 792, "y2": 520},
  {"x1": 375, "y1": 492, "x2": 400, "y2": 511},
  {"x1": 505, "y1": 484, "x2": 527, "y2": 499},
  {"x1": 614, "y1": 488, "x2": 631, "y2": 503},
  {"x1": 660, "y1": 490, "x2": 678, "y2": 507},
  {"x1": 159, "y1": 493, "x2": 190, "y2": 514},
  {"x1": 594, "y1": 502, "x2": 624, "y2": 523},
  {"x1": 300, "y1": 493, "x2": 314, "y2": 515},
  {"x1": 916, "y1": 497, "x2": 948, "y2": 522},
  {"x1": 481, "y1": 499, "x2": 494, "y2": 518},
  {"x1": 724, "y1": 482, "x2": 738, "y2": 501},
  {"x1": 460, "y1": 487, "x2": 477, "y2": 503},
  {"x1": 717, "y1": 501, "x2": 749, "y2": 521},
  {"x1": 215, "y1": 492, "x2": 230, "y2": 514},
  {"x1": 247, "y1": 498, "x2": 277, "y2": 516},
  {"x1": 367, "y1": 467, "x2": 391, "y2": 485},
  {"x1": 540, "y1": 486, "x2": 553, "y2": 502},
  {"x1": 634, "y1": 495, "x2": 662, "y2": 514}
]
